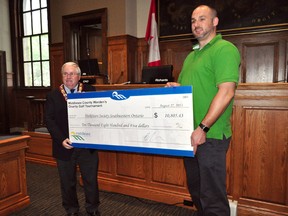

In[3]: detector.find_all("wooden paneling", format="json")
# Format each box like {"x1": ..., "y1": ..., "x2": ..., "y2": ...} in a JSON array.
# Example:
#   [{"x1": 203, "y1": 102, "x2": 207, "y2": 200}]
[
  {"x1": 107, "y1": 35, "x2": 138, "y2": 84},
  {"x1": 244, "y1": 42, "x2": 278, "y2": 82},
  {"x1": 98, "y1": 151, "x2": 115, "y2": 175},
  {"x1": 0, "y1": 135, "x2": 30, "y2": 216},
  {"x1": 10, "y1": 30, "x2": 288, "y2": 131},
  {"x1": 232, "y1": 83, "x2": 288, "y2": 215},
  {"x1": 96, "y1": 84, "x2": 288, "y2": 215},
  {"x1": 137, "y1": 39, "x2": 148, "y2": 82},
  {"x1": 106, "y1": 31, "x2": 288, "y2": 87},
  {"x1": 22, "y1": 131, "x2": 55, "y2": 166},
  {"x1": 95, "y1": 83, "x2": 288, "y2": 215},
  {"x1": 225, "y1": 31, "x2": 288, "y2": 83},
  {"x1": 94, "y1": 84, "x2": 191, "y2": 205},
  {"x1": 50, "y1": 43, "x2": 64, "y2": 89},
  {"x1": 160, "y1": 40, "x2": 193, "y2": 81},
  {"x1": 151, "y1": 156, "x2": 186, "y2": 187},
  {"x1": 242, "y1": 109, "x2": 287, "y2": 202},
  {"x1": 22, "y1": 83, "x2": 288, "y2": 215},
  {"x1": 116, "y1": 153, "x2": 146, "y2": 180},
  {"x1": 143, "y1": 31, "x2": 288, "y2": 84},
  {"x1": 108, "y1": 39, "x2": 127, "y2": 84}
]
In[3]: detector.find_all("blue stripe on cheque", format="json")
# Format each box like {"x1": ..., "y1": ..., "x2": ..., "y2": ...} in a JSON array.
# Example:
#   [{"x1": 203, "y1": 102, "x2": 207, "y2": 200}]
[
  {"x1": 67, "y1": 86, "x2": 192, "y2": 100},
  {"x1": 72, "y1": 143, "x2": 194, "y2": 157}
]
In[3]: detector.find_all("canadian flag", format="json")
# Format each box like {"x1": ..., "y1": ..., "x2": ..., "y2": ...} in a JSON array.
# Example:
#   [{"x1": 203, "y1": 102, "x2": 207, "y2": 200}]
[{"x1": 145, "y1": 0, "x2": 161, "y2": 66}]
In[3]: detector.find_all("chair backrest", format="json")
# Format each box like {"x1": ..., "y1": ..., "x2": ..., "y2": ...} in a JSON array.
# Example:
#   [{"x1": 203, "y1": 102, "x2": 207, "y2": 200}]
[{"x1": 27, "y1": 98, "x2": 46, "y2": 131}]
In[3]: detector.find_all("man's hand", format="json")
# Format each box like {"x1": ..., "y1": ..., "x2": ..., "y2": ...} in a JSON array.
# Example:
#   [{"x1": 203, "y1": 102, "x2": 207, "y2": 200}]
[
  {"x1": 62, "y1": 138, "x2": 74, "y2": 149},
  {"x1": 191, "y1": 127, "x2": 206, "y2": 154},
  {"x1": 165, "y1": 82, "x2": 180, "y2": 87}
]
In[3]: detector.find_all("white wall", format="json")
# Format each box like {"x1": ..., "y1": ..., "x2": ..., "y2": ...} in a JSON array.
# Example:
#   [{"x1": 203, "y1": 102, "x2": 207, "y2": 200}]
[
  {"x1": 0, "y1": 0, "x2": 150, "y2": 70},
  {"x1": 0, "y1": 0, "x2": 12, "y2": 73},
  {"x1": 125, "y1": 0, "x2": 137, "y2": 37},
  {"x1": 50, "y1": 0, "x2": 126, "y2": 43},
  {"x1": 136, "y1": 0, "x2": 150, "y2": 38},
  {"x1": 50, "y1": 0, "x2": 151, "y2": 43},
  {"x1": 125, "y1": 0, "x2": 150, "y2": 38}
]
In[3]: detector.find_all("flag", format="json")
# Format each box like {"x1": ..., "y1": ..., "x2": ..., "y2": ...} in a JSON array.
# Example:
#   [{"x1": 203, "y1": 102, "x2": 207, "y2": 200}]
[{"x1": 145, "y1": 0, "x2": 161, "y2": 66}]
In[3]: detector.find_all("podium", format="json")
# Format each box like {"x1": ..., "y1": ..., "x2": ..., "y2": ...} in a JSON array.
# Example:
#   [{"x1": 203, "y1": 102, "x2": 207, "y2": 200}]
[{"x1": 0, "y1": 135, "x2": 30, "y2": 215}]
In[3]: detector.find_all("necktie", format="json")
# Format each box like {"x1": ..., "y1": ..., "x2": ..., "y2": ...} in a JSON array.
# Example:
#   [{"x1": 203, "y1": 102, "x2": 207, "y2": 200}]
[{"x1": 70, "y1": 89, "x2": 75, "y2": 93}]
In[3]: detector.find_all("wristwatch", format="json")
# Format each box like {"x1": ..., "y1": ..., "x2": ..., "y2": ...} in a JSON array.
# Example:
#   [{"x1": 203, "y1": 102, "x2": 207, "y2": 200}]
[{"x1": 199, "y1": 123, "x2": 210, "y2": 133}]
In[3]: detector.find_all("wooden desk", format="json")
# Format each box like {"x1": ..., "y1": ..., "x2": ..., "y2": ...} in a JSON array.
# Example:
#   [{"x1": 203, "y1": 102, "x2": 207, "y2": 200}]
[{"x1": 0, "y1": 135, "x2": 30, "y2": 216}]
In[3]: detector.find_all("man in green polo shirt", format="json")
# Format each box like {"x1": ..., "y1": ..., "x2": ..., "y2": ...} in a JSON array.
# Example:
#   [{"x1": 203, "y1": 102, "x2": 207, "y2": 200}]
[{"x1": 166, "y1": 5, "x2": 240, "y2": 216}]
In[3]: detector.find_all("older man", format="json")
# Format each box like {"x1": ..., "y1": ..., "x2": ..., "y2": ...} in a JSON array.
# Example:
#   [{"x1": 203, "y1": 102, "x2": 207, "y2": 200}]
[{"x1": 45, "y1": 62, "x2": 100, "y2": 216}]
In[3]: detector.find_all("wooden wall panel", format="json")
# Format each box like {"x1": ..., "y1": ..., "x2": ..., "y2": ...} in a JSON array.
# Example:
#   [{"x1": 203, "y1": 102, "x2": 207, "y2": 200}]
[
  {"x1": 0, "y1": 154, "x2": 21, "y2": 196},
  {"x1": 23, "y1": 131, "x2": 55, "y2": 166},
  {"x1": 140, "y1": 31, "x2": 288, "y2": 84},
  {"x1": 127, "y1": 37, "x2": 138, "y2": 83},
  {"x1": 244, "y1": 43, "x2": 278, "y2": 82},
  {"x1": 116, "y1": 153, "x2": 146, "y2": 180},
  {"x1": 108, "y1": 38, "x2": 127, "y2": 84},
  {"x1": 50, "y1": 43, "x2": 64, "y2": 89},
  {"x1": 10, "y1": 29, "x2": 288, "y2": 132},
  {"x1": 137, "y1": 40, "x2": 148, "y2": 82},
  {"x1": 243, "y1": 108, "x2": 288, "y2": 203},
  {"x1": 160, "y1": 40, "x2": 193, "y2": 81},
  {"x1": 232, "y1": 84, "x2": 288, "y2": 215},
  {"x1": 226, "y1": 31, "x2": 288, "y2": 84},
  {"x1": 98, "y1": 151, "x2": 115, "y2": 175},
  {"x1": 22, "y1": 83, "x2": 288, "y2": 215},
  {"x1": 107, "y1": 35, "x2": 138, "y2": 84},
  {"x1": 151, "y1": 156, "x2": 186, "y2": 187}
]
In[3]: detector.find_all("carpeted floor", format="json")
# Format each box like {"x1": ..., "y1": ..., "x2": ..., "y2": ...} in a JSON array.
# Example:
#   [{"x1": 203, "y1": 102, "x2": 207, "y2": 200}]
[{"x1": 11, "y1": 162, "x2": 196, "y2": 216}]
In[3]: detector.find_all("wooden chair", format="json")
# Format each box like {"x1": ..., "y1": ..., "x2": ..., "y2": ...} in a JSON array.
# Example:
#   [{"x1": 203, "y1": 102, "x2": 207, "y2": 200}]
[{"x1": 26, "y1": 96, "x2": 47, "y2": 132}]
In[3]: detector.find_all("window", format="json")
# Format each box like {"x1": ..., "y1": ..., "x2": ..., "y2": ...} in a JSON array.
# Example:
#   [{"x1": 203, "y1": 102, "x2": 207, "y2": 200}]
[{"x1": 22, "y1": 0, "x2": 50, "y2": 87}]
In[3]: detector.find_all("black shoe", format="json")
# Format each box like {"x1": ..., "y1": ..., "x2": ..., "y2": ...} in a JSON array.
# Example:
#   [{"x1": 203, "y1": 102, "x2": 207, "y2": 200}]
[
  {"x1": 67, "y1": 213, "x2": 79, "y2": 216},
  {"x1": 87, "y1": 211, "x2": 100, "y2": 216}
]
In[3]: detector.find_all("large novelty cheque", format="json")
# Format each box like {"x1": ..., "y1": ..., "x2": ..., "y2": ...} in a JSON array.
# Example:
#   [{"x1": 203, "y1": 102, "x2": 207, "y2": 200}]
[{"x1": 67, "y1": 86, "x2": 194, "y2": 157}]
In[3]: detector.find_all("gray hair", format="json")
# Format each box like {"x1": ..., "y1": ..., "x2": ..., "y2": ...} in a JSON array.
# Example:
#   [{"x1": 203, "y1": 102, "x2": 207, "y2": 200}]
[{"x1": 61, "y1": 62, "x2": 81, "y2": 75}]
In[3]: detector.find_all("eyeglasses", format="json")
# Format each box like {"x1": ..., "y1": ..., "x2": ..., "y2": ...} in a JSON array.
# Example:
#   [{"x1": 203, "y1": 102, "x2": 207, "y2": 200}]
[{"x1": 62, "y1": 72, "x2": 79, "y2": 77}]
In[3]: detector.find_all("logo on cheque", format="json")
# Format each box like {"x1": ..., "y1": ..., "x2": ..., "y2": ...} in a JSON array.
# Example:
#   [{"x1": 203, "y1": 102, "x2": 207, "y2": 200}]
[
  {"x1": 111, "y1": 91, "x2": 128, "y2": 100},
  {"x1": 71, "y1": 132, "x2": 85, "y2": 141}
]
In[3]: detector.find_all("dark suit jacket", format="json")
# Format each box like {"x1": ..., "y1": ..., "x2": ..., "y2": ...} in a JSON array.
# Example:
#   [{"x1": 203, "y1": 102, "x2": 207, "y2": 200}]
[{"x1": 45, "y1": 84, "x2": 96, "y2": 160}]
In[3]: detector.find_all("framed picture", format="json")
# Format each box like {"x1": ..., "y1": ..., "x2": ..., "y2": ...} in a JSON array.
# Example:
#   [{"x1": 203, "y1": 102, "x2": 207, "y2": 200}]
[{"x1": 158, "y1": 0, "x2": 288, "y2": 40}]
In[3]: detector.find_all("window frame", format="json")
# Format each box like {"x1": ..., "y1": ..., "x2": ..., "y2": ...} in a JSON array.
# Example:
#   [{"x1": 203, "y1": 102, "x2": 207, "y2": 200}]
[{"x1": 9, "y1": 0, "x2": 51, "y2": 89}]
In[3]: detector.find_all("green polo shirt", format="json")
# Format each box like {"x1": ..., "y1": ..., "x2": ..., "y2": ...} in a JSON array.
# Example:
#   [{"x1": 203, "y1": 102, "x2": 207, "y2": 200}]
[{"x1": 178, "y1": 34, "x2": 240, "y2": 139}]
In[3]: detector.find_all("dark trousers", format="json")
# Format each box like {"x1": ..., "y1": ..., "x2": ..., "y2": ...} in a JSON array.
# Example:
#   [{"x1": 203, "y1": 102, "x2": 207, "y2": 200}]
[
  {"x1": 184, "y1": 137, "x2": 231, "y2": 216},
  {"x1": 56, "y1": 148, "x2": 100, "y2": 214}
]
